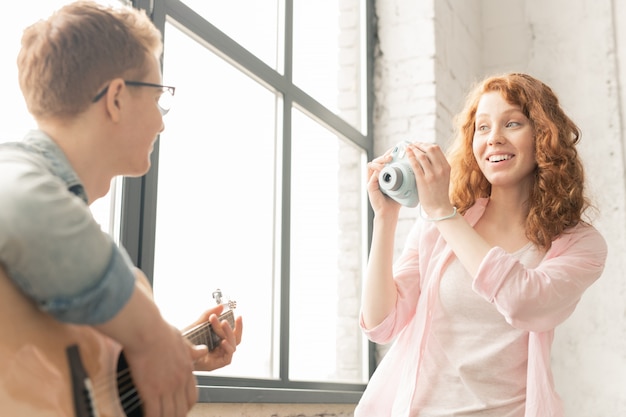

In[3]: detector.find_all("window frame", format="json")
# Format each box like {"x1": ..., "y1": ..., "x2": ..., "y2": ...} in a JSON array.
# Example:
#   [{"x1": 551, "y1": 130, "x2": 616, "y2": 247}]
[{"x1": 123, "y1": 0, "x2": 376, "y2": 403}]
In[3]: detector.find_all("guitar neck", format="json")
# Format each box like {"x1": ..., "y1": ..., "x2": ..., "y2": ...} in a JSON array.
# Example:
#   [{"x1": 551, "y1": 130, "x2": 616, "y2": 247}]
[{"x1": 183, "y1": 309, "x2": 235, "y2": 351}]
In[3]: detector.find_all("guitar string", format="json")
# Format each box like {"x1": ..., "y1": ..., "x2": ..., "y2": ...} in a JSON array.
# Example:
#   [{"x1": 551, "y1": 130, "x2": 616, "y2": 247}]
[
  {"x1": 185, "y1": 311, "x2": 235, "y2": 346},
  {"x1": 116, "y1": 369, "x2": 142, "y2": 414},
  {"x1": 84, "y1": 312, "x2": 235, "y2": 414},
  {"x1": 85, "y1": 321, "x2": 215, "y2": 405},
  {"x1": 85, "y1": 363, "x2": 141, "y2": 414}
]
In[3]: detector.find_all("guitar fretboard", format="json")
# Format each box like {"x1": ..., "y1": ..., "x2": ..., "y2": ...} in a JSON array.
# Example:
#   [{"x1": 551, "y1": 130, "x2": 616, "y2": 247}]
[{"x1": 183, "y1": 310, "x2": 235, "y2": 351}]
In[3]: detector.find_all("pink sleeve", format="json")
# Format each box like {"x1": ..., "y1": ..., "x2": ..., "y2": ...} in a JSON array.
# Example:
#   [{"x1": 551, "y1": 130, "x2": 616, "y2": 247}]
[
  {"x1": 472, "y1": 223, "x2": 607, "y2": 332},
  {"x1": 360, "y1": 220, "x2": 426, "y2": 344}
]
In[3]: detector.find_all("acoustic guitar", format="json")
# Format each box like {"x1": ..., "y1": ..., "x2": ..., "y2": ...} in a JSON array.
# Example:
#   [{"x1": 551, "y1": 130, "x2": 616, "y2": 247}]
[{"x1": 0, "y1": 265, "x2": 234, "y2": 417}]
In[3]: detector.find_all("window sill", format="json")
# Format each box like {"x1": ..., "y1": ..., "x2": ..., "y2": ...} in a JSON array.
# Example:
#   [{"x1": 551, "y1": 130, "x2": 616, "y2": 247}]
[{"x1": 196, "y1": 378, "x2": 365, "y2": 404}]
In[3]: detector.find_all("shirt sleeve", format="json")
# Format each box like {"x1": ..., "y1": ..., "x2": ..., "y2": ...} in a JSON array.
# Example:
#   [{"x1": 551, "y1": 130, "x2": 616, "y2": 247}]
[
  {"x1": 360, "y1": 217, "x2": 425, "y2": 344},
  {"x1": 0, "y1": 153, "x2": 136, "y2": 325},
  {"x1": 472, "y1": 223, "x2": 608, "y2": 332}
]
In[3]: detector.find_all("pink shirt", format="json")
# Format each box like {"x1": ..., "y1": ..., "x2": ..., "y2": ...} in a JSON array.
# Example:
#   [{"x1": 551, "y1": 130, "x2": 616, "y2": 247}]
[{"x1": 355, "y1": 199, "x2": 607, "y2": 417}]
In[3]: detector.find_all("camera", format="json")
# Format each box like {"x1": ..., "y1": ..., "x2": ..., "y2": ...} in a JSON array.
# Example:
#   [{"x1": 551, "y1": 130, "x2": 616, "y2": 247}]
[{"x1": 378, "y1": 141, "x2": 419, "y2": 207}]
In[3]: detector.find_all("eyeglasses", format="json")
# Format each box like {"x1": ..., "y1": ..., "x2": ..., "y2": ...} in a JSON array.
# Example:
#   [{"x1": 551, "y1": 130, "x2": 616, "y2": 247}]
[{"x1": 92, "y1": 80, "x2": 176, "y2": 115}]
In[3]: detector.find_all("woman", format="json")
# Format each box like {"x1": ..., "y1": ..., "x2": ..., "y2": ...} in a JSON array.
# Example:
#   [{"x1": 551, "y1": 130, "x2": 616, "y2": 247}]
[{"x1": 357, "y1": 73, "x2": 607, "y2": 416}]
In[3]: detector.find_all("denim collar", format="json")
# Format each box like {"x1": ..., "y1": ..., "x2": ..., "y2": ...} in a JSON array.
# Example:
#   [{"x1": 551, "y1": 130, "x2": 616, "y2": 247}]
[{"x1": 10, "y1": 130, "x2": 88, "y2": 203}]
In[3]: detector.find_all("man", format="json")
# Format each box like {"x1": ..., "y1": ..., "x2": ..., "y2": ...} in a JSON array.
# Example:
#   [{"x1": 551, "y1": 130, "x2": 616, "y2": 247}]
[{"x1": 0, "y1": 2, "x2": 242, "y2": 416}]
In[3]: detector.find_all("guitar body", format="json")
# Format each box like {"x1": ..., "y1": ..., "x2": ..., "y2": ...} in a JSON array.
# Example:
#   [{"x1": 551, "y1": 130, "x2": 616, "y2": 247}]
[
  {"x1": 0, "y1": 265, "x2": 127, "y2": 417},
  {"x1": 0, "y1": 266, "x2": 235, "y2": 417}
]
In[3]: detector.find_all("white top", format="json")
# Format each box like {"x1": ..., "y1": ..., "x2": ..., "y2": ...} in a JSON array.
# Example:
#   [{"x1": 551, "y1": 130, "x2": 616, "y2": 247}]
[{"x1": 413, "y1": 243, "x2": 545, "y2": 416}]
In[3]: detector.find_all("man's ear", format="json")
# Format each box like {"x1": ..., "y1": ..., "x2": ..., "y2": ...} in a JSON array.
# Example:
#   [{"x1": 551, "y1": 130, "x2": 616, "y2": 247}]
[{"x1": 105, "y1": 78, "x2": 126, "y2": 122}]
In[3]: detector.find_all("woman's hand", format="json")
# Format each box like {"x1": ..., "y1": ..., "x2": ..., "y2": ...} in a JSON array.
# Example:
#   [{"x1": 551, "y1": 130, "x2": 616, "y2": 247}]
[
  {"x1": 366, "y1": 148, "x2": 402, "y2": 217},
  {"x1": 406, "y1": 142, "x2": 455, "y2": 218}
]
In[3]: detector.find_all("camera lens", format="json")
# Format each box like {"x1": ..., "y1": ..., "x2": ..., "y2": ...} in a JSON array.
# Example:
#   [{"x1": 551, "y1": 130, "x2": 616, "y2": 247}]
[{"x1": 379, "y1": 166, "x2": 403, "y2": 191}]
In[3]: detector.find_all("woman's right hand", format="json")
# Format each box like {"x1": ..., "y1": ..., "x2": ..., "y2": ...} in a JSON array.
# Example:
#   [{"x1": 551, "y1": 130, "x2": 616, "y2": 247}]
[{"x1": 366, "y1": 149, "x2": 402, "y2": 217}]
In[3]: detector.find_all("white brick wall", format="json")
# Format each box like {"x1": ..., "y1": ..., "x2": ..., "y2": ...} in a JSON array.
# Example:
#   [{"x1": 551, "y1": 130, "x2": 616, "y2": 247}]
[
  {"x1": 521, "y1": 1, "x2": 626, "y2": 414},
  {"x1": 374, "y1": 0, "x2": 626, "y2": 415},
  {"x1": 373, "y1": 0, "x2": 437, "y2": 256}
]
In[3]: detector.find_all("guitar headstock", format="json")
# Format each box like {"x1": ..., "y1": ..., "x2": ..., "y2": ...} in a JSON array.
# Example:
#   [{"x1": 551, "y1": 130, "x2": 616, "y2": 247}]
[{"x1": 212, "y1": 288, "x2": 236, "y2": 312}]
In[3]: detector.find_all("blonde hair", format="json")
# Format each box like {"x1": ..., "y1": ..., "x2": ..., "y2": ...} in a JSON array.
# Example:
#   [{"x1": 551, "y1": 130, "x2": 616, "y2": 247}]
[
  {"x1": 447, "y1": 73, "x2": 589, "y2": 249},
  {"x1": 18, "y1": 1, "x2": 163, "y2": 119}
]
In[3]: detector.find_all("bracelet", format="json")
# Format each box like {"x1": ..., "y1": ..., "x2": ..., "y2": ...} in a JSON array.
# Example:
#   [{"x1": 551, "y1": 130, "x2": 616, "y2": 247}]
[{"x1": 419, "y1": 206, "x2": 457, "y2": 222}]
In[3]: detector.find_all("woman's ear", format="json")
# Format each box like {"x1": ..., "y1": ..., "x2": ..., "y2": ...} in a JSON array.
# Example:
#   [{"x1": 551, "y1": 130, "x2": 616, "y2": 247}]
[{"x1": 105, "y1": 78, "x2": 125, "y2": 122}]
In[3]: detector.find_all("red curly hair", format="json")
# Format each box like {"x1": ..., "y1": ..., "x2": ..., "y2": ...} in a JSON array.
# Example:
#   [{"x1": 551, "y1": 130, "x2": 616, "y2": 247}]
[{"x1": 447, "y1": 73, "x2": 589, "y2": 249}]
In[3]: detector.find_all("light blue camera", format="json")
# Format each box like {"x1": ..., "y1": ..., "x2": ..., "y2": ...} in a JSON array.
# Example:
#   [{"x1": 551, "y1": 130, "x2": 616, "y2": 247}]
[{"x1": 378, "y1": 141, "x2": 419, "y2": 207}]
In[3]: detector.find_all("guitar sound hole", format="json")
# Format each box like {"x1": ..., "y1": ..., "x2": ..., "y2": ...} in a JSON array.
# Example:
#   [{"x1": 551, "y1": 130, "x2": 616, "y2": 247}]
[{"x1": 117, "y1": 352, "x2": 144, "y2": 417}]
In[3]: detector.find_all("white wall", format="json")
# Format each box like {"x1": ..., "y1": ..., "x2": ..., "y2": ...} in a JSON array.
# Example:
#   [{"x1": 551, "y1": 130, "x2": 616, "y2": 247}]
[
  {"x1": 374, "y1": 0, "x2": 626, "y2": 415},
  {"x1": 373, "y1": 0, "x2": 438, "y2": 255},
  {"x1": 519, "y1": 1, "x2": 626, "y2": 414}
]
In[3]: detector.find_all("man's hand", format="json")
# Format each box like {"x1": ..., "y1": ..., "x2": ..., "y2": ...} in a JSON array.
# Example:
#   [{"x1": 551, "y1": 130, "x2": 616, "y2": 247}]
[
  {"x1": 95, "y1": 272, "x2": 201, "y2": 417},
  {"x1": 123, "y1": 323, "x2": 199, "y2": 417},
  {"x1": 183, "y1": 304, "x2": 243, "y2": 371}
]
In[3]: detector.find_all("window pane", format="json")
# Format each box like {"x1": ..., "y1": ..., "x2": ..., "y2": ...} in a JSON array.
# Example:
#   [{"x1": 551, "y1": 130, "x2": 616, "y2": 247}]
[
  {"x1": 289, "y1": 108, "x2": 368, "y2": 384},
  {"x1": 180, "y1": 0, "x2": 280, "y2": 71},
  {"x1": 153, "y1": 22, "x2": 279, "y2": 379},
  {"x1": 293, "y1": 0, "x2": 365, "y2": 133},
  {"x1": 89, "y1": 177, "x2": 122, "y2": 239}
]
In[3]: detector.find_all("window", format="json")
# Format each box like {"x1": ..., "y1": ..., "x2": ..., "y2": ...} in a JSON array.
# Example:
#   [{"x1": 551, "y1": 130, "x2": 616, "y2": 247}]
[
  {"x1": 152, "y1": 21, "x2": 278, "y2": 379},
  {"x1": 128, "y1": 0, "x2": 375, "y2": 402}
]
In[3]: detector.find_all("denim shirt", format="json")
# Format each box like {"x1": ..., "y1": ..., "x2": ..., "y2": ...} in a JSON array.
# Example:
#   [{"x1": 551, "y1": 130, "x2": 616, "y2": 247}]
[{"x1": 0, "y1": 130, "x2": 136, "y2": 324}]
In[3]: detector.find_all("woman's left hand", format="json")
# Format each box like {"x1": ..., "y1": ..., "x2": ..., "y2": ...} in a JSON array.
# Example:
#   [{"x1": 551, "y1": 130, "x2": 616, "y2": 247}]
[{"x1": 406, "y1": 142, "x2": 455, "y2": 218}]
